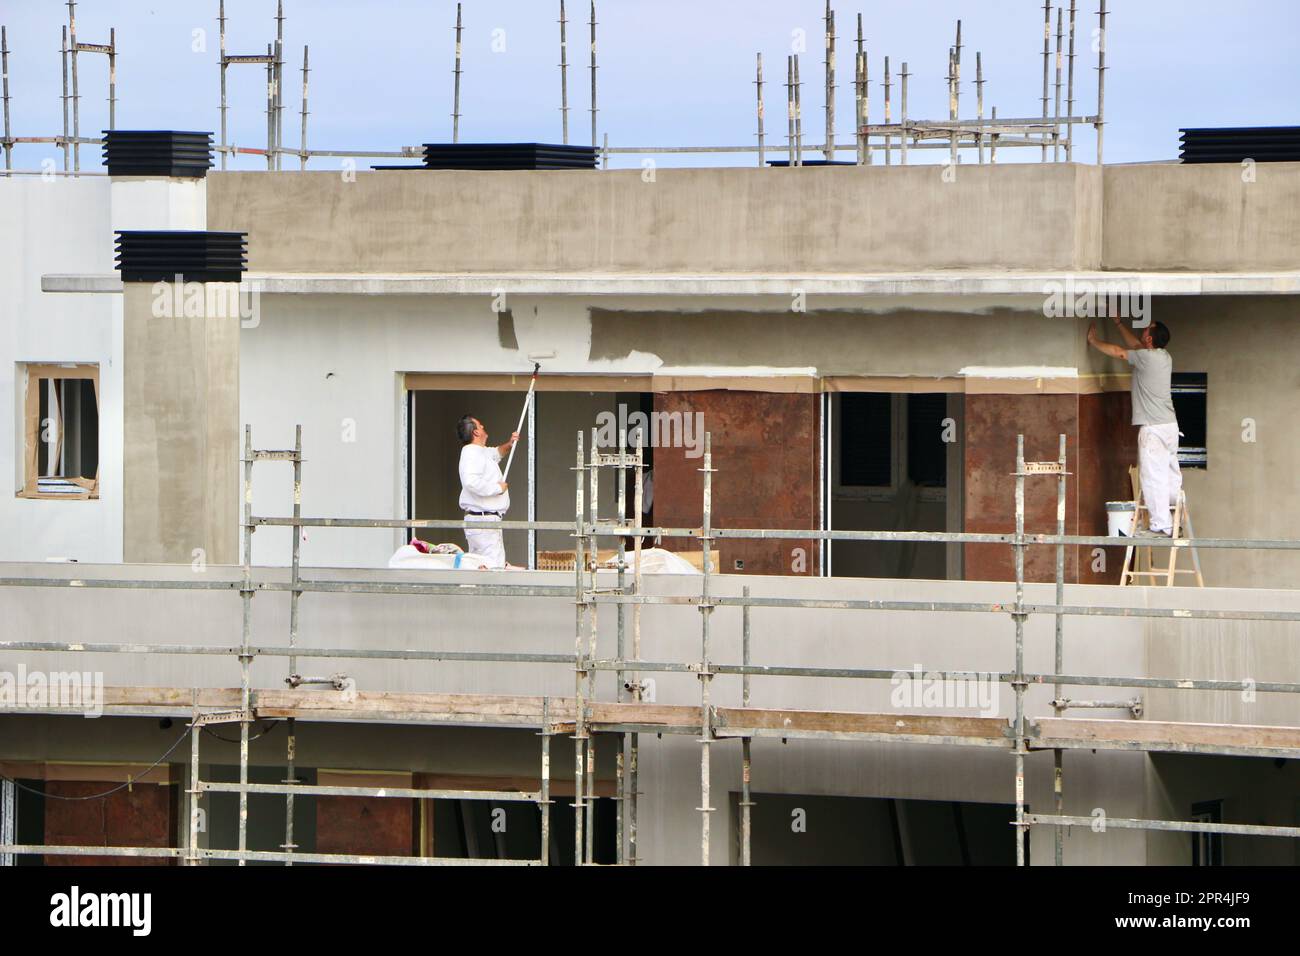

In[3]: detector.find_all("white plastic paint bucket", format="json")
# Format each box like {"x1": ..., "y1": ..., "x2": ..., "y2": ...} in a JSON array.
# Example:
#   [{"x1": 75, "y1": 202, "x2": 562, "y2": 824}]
[{"x1": 1106, "y1": 501, "x2": 1136, "y2": 537}]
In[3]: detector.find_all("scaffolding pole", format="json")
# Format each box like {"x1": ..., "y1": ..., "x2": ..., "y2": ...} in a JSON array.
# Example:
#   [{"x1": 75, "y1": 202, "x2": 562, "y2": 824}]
[
  {"x1": 823, "y1": 2, "x2": 834, "y2": 162},
  {"x1": 572, "y1": 430, "x2": 586, "y2": 864},
  {"x1": 452, "y1": 3, "x2": 462, "y2": 142},
  {"x1": 1, "y1": 26, "x2": 11, "y2": 171},
  {"x1": 9, "y1": 430, "x2": 1300, "y2": 869},
  {"x1": 697, "y1": 433, "x2": 715, "y2": 865},
  {"x1": 559, "y1": 0, "x2": 569, "y2": 143},
  {"x1": 588, "y1": 0, "x2": 597, "y2": 148}
]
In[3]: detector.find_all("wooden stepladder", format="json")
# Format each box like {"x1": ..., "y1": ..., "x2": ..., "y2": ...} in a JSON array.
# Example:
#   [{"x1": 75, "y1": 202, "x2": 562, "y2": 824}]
[{"x1": 1120, "y1": 466, "x2": 1204, "y2": 587}]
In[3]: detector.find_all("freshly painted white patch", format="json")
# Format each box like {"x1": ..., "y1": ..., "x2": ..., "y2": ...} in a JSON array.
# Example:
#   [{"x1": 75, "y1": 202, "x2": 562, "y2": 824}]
[
  {"x1": 653, "y1": 365, "x2": 821, "y2": 378},
  {"x1": 958, "y1": 366, "x2": 1079, "y2": 379}
]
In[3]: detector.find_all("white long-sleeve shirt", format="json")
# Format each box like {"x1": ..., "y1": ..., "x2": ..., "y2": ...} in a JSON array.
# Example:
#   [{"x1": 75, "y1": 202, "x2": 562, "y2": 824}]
[{"x1": 458, "y1": 443, "x2": 511, "y2": 514}]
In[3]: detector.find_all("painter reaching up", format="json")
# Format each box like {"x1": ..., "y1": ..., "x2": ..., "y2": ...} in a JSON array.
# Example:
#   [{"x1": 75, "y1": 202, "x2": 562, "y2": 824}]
[
  {"x1": 456, "y1": 414, "x2": 520, "y2": 568},
  {"x1": 1087, "y1": 314, "x2": 1181, "y2": 537}
]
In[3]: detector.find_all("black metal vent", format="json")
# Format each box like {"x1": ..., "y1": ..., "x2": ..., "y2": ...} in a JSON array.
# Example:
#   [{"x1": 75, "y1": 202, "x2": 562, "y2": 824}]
[
  {"x1": 372, "y1": 142, "x2": 598, "y2": 171},
  {"x1": 1179, "y1": 127, "x2": 1300, "y2": 164},
  {"x1": 102, "y1": 130, "x2": 214, "y2": 177},
  {"x1": 114, "y1": 231, "x2": 247, "y2": 283}
]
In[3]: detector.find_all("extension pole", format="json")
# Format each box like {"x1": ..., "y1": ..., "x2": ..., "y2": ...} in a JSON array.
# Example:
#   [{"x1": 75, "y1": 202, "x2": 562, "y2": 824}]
[{"x1": 503, "y1": 363, "x2": 540, "y2": 481}]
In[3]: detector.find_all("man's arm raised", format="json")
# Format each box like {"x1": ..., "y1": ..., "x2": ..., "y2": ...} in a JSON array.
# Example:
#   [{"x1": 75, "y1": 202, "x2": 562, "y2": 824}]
[
  {"x1": 1087, "y1": 321, "x2": 1129, "y2": 361},
  {"x1": 1110, "y1": 313, "x2": 1144, "y2": 351}
]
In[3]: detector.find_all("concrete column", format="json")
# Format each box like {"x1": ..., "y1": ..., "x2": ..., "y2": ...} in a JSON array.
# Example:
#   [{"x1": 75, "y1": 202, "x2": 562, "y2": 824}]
[{"x1": 122, "y1": 280, "x2": 240, "y2": 565}]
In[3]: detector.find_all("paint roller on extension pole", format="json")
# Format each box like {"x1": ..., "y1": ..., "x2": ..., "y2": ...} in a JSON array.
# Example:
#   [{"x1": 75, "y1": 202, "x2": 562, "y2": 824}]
[{"x1": 502, "y1": 362, "x2": 540, "y2": 481}]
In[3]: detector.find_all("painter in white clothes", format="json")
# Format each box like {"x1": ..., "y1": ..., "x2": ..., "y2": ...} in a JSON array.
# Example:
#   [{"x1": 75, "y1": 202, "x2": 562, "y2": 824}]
[
  {"x1": 1086, "y1": 314, "x2": 1181, "y2": 535},
  {"x1": 455, "y1": 414, "x2": 520, "y2": 569}
]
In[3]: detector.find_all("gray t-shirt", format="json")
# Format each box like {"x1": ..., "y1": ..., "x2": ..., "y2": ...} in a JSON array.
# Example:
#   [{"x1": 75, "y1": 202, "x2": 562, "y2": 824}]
[{"x1": 1126, "y1": 348, "x2": 1178, "y2": 426}]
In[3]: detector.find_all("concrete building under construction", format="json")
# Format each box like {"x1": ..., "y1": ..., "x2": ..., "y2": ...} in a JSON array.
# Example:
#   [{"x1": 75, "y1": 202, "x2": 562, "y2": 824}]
[{"x1": 2, "y1": 1, "x2": 1300, "y2": 868}]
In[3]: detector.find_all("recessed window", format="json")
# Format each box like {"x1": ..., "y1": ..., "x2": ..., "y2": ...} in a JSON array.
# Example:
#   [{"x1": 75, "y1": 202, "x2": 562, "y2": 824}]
[
  {"x1": 837, "y1": 393, "x2": 948, "y2": 493},
  {"x1": 20, "y1": 364, "x2": 99, "y2": 499},
  {"x1": 1171, "y1": 372, "x2": 1207, "y2": 469},
  {"x1": 839, "y1": 393, "x2": 892, "y2": 488}
]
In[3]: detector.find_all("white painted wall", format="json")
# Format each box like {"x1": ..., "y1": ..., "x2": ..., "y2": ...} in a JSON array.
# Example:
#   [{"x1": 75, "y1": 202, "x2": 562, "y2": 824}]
[
  {"x1": 0, "y1": 175, "x2": 208, "y2": 563},
  {"x1": 240, "y1": 293, "x2": 1048, "y2": 569},
  {"x1": 0, "y1": 176, "x2": 119, "y2": 562}
]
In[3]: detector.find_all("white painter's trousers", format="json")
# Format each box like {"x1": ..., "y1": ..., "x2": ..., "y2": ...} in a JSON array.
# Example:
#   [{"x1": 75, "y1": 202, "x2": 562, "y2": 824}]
[
  {"x1": 1138, "y1": 423, "x2": 1182, "y2": 534},
  {"x1": 465, "y1": 514, "x2": 507, "y2": 569}
]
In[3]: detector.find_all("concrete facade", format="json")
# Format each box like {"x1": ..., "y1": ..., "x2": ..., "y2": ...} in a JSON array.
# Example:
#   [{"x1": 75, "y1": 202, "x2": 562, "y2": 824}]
[
  {"x1": 121, "y1": 281, "x2": 240, "y2": 565},
  {"x1": 2, "y1": 564, "x2": 1297, "y2": 864},
  {"x1": 6, "y1": 159, "x2": 1300, "y2": 864}
]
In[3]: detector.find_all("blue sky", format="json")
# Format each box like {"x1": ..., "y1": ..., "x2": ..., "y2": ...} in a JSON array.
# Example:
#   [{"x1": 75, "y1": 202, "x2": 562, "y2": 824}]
[{"x1": 2, "y1": 0, "x2": 1297, "y2": 169}]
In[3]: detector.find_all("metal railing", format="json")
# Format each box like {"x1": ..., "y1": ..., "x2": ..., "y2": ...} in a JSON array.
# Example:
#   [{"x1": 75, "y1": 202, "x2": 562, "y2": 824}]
[{"x1": 3, "y1": 425, "x2": 1300, "y2": 866}]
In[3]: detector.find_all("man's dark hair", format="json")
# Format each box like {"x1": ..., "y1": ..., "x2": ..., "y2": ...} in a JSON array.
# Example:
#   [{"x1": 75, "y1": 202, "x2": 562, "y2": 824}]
[
  {"x1": 1150, "y1": 321, "x2": 1171, "y2": 349},
  {"x1": 456, "y1": 415, "x2": 478, "y2": 445}
]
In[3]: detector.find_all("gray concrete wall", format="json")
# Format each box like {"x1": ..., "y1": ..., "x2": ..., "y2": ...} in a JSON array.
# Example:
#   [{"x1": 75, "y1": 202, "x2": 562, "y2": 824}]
[
  {"x1": 1103, "y1": 162, "x2": 1300, "y2": 271},
  {"x1": 1144, "y1": 755, "x2": 1300, "y2": 865},
  {"x1": 207, "y1": 162, "x2": 1300, "y2": 277},
  {"x1": 207, "y1": 164, "x2": 1102, "y2": 274},
  {"x1": 4, "y1": 564, "x2": 1299, "y2": 862},
  {"x1": 122, "y1": 282, "x2": 240, "y2": 565},
  {"x1": 1151, "y1": 296, "x2": 1300, "y2": 588}
]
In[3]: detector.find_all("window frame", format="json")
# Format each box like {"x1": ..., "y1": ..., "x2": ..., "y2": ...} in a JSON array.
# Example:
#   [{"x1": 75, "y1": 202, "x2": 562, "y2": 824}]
[
  {"x1": 1171, "y1": 372, "x2": 1207, "y2": 469},
  {"x1": 19, "y1": 362, "x2": 100, "y2": 500},
  {"x1": 833, "y1": 392, "x2": 946, "y2": 503}
]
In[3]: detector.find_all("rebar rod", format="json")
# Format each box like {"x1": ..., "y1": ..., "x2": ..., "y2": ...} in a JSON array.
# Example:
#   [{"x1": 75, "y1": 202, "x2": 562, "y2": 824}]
[
  {"x1": 755, "y1": 53, "x2": 764, "y2": 167},
  {"x1": 1066, "y1": 0, "x2": 1077, "y2": 160},
  {"x1": 1096, "y1": 0, "x2": 1107, "y2": 165},
  {"x1": 1, "y1": 27, "x2": 11, "y2": 170},
  {"x1": 823, "y1": 3, "x2": 834, "y2": 162},
  {"x1": 274, "y1": 1, "x2": 283, "y2": 170},
  {"x1": 785, "y1": 56, "x2": 794, "y2": 166},
  {"x1": 452, "y1": 3, "x2": 463, "y2": 142},
  {"x1": 68, "y1": 0, "x2": 78, "y2": 171},
  {"x1": 793, "y1": 54, "x2": 802, "y2": 166},
  {"x1": 559, "y1": 0, "x2": 569, "y2": 143},
  {"x1": 265, "y1": 43, "x2": 274, "y2": 170},
  {"x1": 299, "y1": 45, "x2": 309, "y2": 170},
  {"x1": 1040, "y1": 0, "x2": 1050, "y2": 161},
  {"x1": 61, "y1": 26, "x2": 70, "y2": 170},
  {"x1": 107, "y1": 27, "x2": 116, "y2": 131},
  {"x1": 588, "y1": 0, "x2": 597, "y2": 148},
  {"x1": 882, "y1": 55, "x2": 890, "y2": 165},
  {"x1": 858, "y1": 14, "x2": 869, "y2": 165},
  {"x1": 1053, "y1": 7, "x2": 1063, "y2": 162},
  {"x1": 900, "y1": 61, "x2": 909, "y2": 165},
  {"x1": 219, "y1": 0, "x2": 227, "y2": 170}
]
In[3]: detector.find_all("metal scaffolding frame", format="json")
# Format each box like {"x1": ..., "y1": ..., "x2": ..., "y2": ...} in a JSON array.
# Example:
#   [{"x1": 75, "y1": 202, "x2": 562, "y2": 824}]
[
  {"x1": 3, "y1": 1, "x2": 1112, "y2": 175},
  {"x1": 4, "y1": 426, "x2": 1300, "y2": 865}
]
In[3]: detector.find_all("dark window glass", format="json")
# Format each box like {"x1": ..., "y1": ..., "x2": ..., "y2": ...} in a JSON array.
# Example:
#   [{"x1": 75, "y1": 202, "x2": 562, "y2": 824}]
[
  {"x1": 906, "y1": 394, "x2": 948, "y2": 487},
  {"x1": 1171, "y1": 372, "x2": 1207, "y2": 469},
  {"x1": 840, "y1": 393, "x2": 891, "y2": 487}
]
